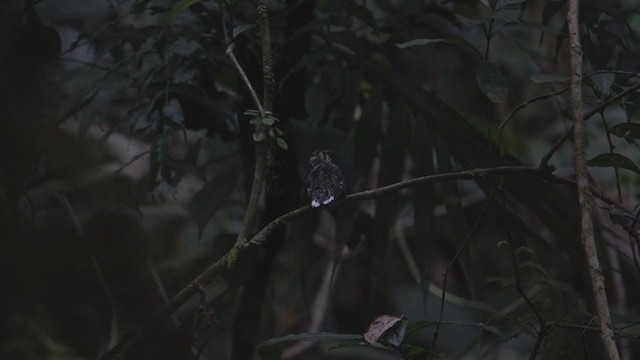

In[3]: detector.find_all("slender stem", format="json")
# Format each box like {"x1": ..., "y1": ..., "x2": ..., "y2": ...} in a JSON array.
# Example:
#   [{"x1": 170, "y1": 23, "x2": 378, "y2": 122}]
[
  {"x1": 499, "y1": 87, "x2": 568, "y2": 131},
  {"x1": 256, "y1": 0, "x2": 275, "y2": 114},
  {"x1": 567, "y1": 1, "x2": 620, "y2": 359},
  {"x1": 171, "y1": 167, "x2": 560, "y2": 321},
  {"x1": 100, "y1": 165, "x2": 581, "y2": 359},
  {"x1": 499, "y1": 188, "x2": 547, "y2": 359},
  {"x1": 429, "y1": 186, "x2": 498, "y2": 359},
  {"x1": 539, "y1": 82, "x2": 640, "y2": 166},
  {"x1": 499, "y1": 87, "x2": 568, "y2": 158},
  {"x1": 226, "y1": 44, "x2": 265, "y2": 117}
]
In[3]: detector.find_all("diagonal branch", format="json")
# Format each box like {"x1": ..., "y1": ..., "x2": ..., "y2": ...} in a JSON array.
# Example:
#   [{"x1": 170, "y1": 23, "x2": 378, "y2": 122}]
[
  {"x1": 102, "y1": 163, "x2": 590, "y2": 359},
  {"x1": 163, "y1": 167, "x2": 559, "y2": 332},
  {"x1": 566, "y1": 1, "x2": 620, "y2": 359},
  {"x1": 539, "y1": 81, "x2": 640, "y2": 167}
]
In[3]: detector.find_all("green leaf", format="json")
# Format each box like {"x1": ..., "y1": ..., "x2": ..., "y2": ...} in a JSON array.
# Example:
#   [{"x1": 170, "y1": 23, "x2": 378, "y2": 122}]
[
  {"x1": 244, "y1": 109, "x2": 261, "y2": 116},
  {"x1": 261, "y1": 332, "x2": 363, "y2": 346},
  {"x1": 334, "y1": 0, "x2": 377, "y2": 29},
  {"x1": 262, "y1": 117, "x2": 276, "y2": 126},
  {"x1": 253, "y1": 132, "x2": 266, "y2": 142},
  {"x1": 497, "y1": 0, "x2": 529, "y2": 7},
  {"x1": 455, "y1": 14, "x2": 487, "y2": 26},
  {"x1": 610, "y1": 122, "x2": 640, "y2": 143},
  {"x1": 396, "y1": 38, "x2": 482, "y2": 57},
  {"x1": 276, "y1": 137, "x2": 288, "y2": 150},
  {"x1": 586, "y1": 153, "x2": 640, "y2": 174},
  {"x1": 406, "y1": 321, "x2": 438, "y2": 336},
  {"x1": 161, "y1": 98, "x2": 184, "y2": 126},
  {"x1": 489, "y1": 8, "x2": 522, "y2": 23},
  {"x1": 258, "y1": 332, "x2": 363, "y2": 360},
  {"x1": 476, "y1": 62, "x2": 509, "y2": 103},
  {"x1": 529, "y1": 74, "x2": 569, "y2": 83},
  {"x1": 405, "y1": 345, "x2": 429, "y2": 358},
  {"x1": 165, "y1": 0, "x2": 199, "y2": 23},
  {"x1": 168, "y1": 38, "x2": 201, "y2": 58},
  {"x1": 591, "y1": 72, "x2": 615, "y2": 97}
]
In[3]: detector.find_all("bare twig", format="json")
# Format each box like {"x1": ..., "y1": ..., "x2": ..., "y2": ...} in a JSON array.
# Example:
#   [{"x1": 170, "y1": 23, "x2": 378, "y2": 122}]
[
  {"x1": 597, "y1": 113, "x2": 622, "y2": 203},
  {"x1": 567, "y1": 1, "x2": 620, "y2": 359},
  {"x1": 499, "y1": 87, "x2": 568, "y2": 131},
  {"x1": 256, "y1": 0, "x2": 275, "y2": 113},
  {"x1": 539, "y1": 82, "x2": 640, "y2": 167},
  {"x1": 101, "y1": 165, "x2": 566, "y2": 359},
  {"x1": 429, "y1": 186, "x2": 499, "y2": 359},
  {"x1": 498, "y1": 86, "x2": 568, "y2": 158},
  {"x1": 499, "y1": 188, "x2": 547, "y2": 360},
  {"x1": 539, "y1": 129, "x2": 573, "y2": 167},
  {"x1": 226, "y1": 44, "x2": 265, "y2": 117},
  {"x1": 498, "y1": 87, "x2": 568, "y2": 159},
  {"x1": 555, "y1": 322, "x2": 640, "y2": 338}
]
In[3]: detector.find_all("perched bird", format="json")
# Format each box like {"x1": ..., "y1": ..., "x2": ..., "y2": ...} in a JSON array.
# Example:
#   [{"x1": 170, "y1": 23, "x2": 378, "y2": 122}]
[{"x1": 306, "y1": 150, "x2": 345, "y2": 207}]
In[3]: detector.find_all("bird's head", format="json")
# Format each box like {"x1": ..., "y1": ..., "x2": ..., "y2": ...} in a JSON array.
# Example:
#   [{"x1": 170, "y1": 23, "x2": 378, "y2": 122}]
[{"x1": 309, "y1": 149, "x2": 333, "y2": 167}]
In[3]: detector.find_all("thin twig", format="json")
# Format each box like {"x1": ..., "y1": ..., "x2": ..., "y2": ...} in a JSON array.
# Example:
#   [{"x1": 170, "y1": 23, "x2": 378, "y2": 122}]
[
  {"x1": 101, "y1": 165, "x2": 566, "y2": 359},
  {"x1": 499, "y1": 87, "x2": 568, "y2": 132},
  {"x1": 598, "y1": 113, "x2": 622, "y2": 203},
  {"x1": 499, "y1": 188, "x2": 547, "y2": 360},
  {"x1": 226, "y1": 44, "x2": 265, "y2": 117},
  {"x1": 553, "y1": 321, "x2": 640, "y2": 338},
  {"x1": 114, "y1": 150, "x2": 150, "y2": 174},
  {"x1": 256, "y1": 0, "x2": 275, "y2": 113},
  {"x1": 567, "y1": 1, "x2": 620, "y2": 359},
  {"x1": 499, "y1": 86, "x2": 569, "y2": 158},
  {"x1": 539, "y1": 129, "x2": 572, "y2": 167},
  {"x1": 429, "y1": 186, "x2": 499, "y2": 359},
  {"x1": 539, "y1": 82, "x2": 640, "y2": 167}
]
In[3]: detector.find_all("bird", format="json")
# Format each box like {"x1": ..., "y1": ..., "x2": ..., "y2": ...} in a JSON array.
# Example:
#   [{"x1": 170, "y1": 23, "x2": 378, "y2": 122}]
[{"x1": 306, "y1": 149, "x2": 345, "y2": 207}]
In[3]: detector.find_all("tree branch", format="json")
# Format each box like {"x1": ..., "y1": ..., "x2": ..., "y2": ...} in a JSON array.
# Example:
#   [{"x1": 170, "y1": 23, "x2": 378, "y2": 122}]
[
  {"x1": 226, "y1": 44, "x2": 264, "y2": 117},
  {"x1": 567, "y1": 1, "x2": 620, "y2": 359},
  {"x1": 539, "y1": 81, "x2": 640, "y2": 167},
  {"x1": 230, "y1": 0, "x2": 275, "y2": 250},
  {"x1": 101, "y1": 2, "x2": 275, "y2": 358},
  {"x1": 161, "y1": 167, "x2": 561, "y2": 323}
]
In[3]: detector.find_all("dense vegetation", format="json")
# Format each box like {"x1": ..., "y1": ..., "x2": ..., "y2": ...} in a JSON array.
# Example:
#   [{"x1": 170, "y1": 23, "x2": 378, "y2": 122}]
[{"x1": 1, "y1": 0, "x2": 640, "y2": 359}]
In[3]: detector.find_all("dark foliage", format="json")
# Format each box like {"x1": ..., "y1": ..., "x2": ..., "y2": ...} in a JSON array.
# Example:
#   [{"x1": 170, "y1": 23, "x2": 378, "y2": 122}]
[{"x1": 1, "y1": 0, "x2": 640, "y2": 359}]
